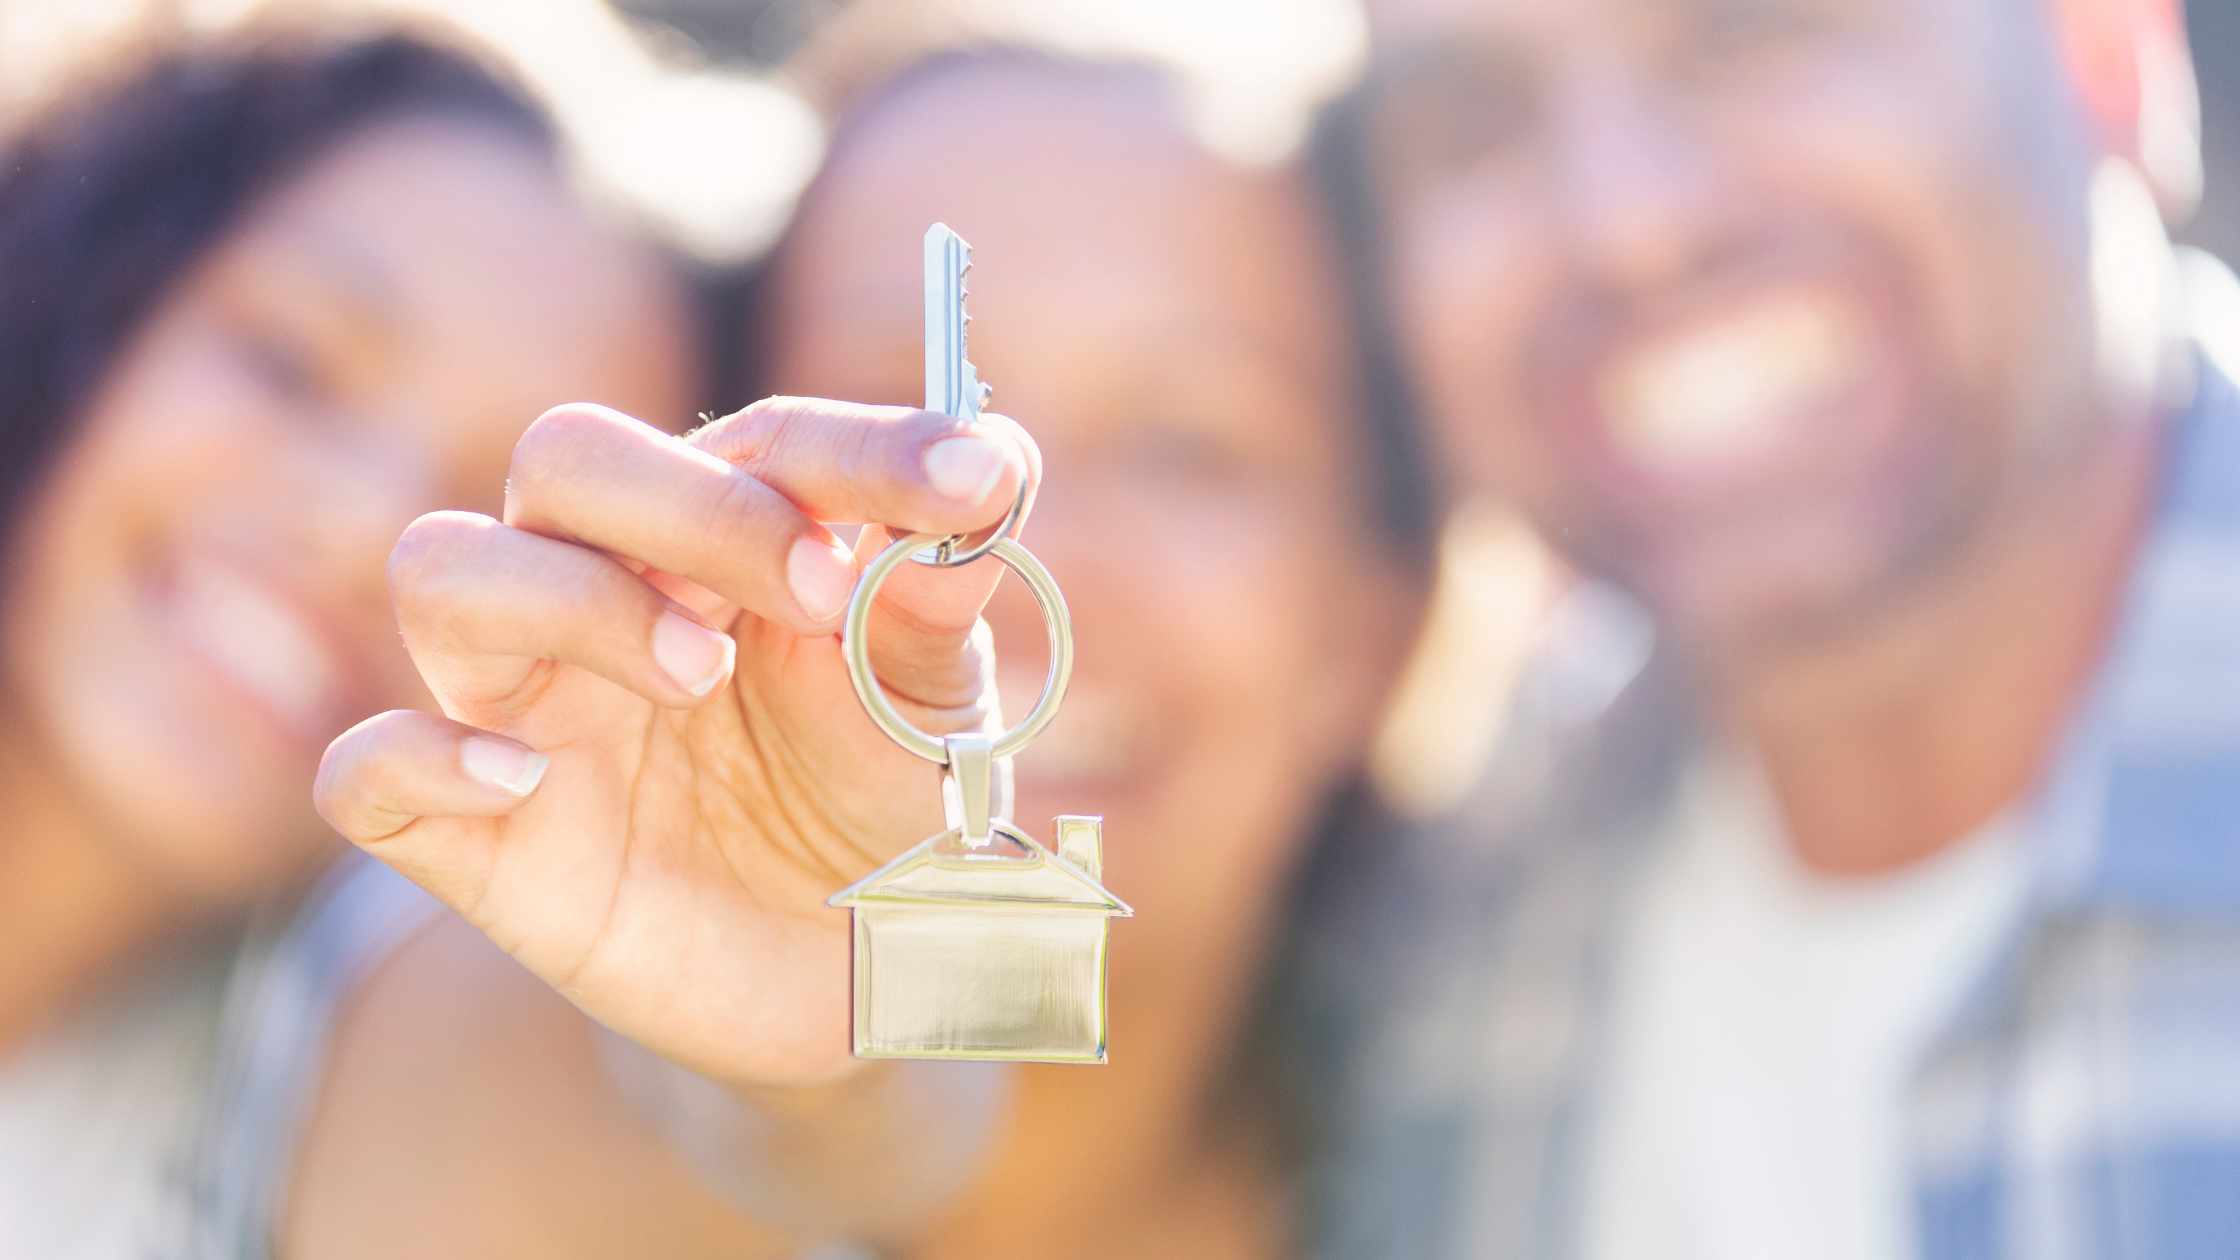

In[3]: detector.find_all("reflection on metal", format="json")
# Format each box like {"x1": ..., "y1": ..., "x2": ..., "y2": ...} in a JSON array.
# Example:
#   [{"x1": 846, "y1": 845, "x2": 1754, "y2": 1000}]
[
  {"x1": 827, "y1": 221, "x2": 1125, "y2": 1064},
  {"x1": 828, "y1": 818, "x2": 1131, "y2": 1064},
  {"x1": 916, "y1": 223, "x2": 1021, "y2": 568}
]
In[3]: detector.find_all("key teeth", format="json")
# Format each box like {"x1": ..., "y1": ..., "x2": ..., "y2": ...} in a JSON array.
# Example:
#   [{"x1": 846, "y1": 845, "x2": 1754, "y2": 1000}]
[{"x1": 958, "y1": 362, "x2": 988, "y2": 417}]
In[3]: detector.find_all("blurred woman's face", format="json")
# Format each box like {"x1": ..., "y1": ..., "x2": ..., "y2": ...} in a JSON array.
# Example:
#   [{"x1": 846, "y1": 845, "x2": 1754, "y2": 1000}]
[
  {"x1": 763, "y1": 71, "x2": 1415, "y2": 982},
  {"x1": 1, "y1": 115, "x2": 696, "y2": 905}
]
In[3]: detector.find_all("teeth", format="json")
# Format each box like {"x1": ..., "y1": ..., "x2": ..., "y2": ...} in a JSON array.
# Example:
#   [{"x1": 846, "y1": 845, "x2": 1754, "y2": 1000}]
[
  {"x1": 1601, "y1": 293, "x2": 1865, "y2": 471},
  {"x1": 172, "y1": 558, "x2": 343, "y2": 733}
]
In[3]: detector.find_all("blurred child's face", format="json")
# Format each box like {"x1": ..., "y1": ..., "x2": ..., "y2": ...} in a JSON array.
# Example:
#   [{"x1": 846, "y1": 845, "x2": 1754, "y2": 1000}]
[
  {"x1": 764, "y1": 70, "x2": 1415, "y2": 980},
  {"x1": 1, "y1": 116, "x2": 696, "y2": 905}
]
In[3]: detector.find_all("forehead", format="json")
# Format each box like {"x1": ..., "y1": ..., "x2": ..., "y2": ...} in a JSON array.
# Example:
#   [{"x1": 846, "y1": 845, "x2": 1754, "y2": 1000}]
[
  {"x1": 795, "y1": 70, "x2": 1207, "y2": 265},
  {"x1": 773, "y1": 67, "x2": 1341, "y2": 339},
  {"x1": 239, "y1": 116, "x2": 687, "y2": 403}
]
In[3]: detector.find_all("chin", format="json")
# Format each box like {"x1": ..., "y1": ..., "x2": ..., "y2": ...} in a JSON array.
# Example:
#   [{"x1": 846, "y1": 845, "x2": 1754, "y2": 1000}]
[
  {"x1": 120, "y1": 801, "x2": 337, "y2": 909},
  {"x1": 1649, "y1": 540, "x2": 1950, "y2": 682},
  {"x1": 79, "y1": 722, "x2": 341, "y2": 910}
]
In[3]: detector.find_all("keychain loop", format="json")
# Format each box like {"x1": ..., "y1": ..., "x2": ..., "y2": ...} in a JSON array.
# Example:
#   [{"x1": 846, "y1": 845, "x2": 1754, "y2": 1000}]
[
  {"x1": 844, "y1": 531, "x2": 1072, "y2": 764},
  {"x1": 910, "y1": 481, "x2": 1026, "y2": 568}
]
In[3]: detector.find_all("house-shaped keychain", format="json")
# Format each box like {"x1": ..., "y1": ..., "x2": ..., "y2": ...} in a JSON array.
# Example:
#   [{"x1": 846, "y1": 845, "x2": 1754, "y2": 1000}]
[
  {"x1": 828, "y1": 228, "x2": 1131, "y2": 1065},
  {"x1": 828, "y1": 815, "x2": 1132, "y2": 1063}
]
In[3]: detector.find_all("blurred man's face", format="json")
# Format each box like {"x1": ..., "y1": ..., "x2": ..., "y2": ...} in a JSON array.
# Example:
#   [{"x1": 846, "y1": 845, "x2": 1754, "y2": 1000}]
[{"x1": 1363, "y1": 0, "x2": 2122, "y2": 667}]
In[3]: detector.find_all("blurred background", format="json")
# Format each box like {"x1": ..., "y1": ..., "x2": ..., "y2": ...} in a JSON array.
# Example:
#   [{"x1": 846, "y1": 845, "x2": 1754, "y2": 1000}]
[
  {"x1": 2, "y1": 3, "x2": 2235, "y2": 1257},
  {"x1": 12, "y1": 0, "x2": 2236, "y2": 255},
  {"x1": 4, "y1": 0, "x2": 2235, "y2": 822}
]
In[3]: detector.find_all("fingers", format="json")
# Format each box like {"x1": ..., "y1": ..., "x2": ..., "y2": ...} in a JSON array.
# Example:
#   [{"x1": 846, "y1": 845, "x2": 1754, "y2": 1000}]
[
  {"x1": 504, "y1": 402, "x2": 1037, "y2": 634},
  {"x1": 837, "y1": 414, "x2": 1045, "y2": 704},
  {"x1": 505, "y1": 404, "x2": 855, "y2": 633},
  {"x1": 691, "y1": 396, "x2": 1036, "y2": 531},
  {"x1": 315, "y1": 709, "x2": 545, "y2": 845},
  {"x1": 389, "y1": 511, "x2": 736, "y2": 713}
]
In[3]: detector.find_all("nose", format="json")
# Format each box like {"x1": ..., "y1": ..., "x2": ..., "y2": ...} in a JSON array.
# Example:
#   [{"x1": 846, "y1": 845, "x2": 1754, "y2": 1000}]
[
  {"x1": 289, "y1": 426, "x2": 443, "y2": 614},
  {"x1": 1545, "y1": 72, "x2": 1740, "y2": 303}
]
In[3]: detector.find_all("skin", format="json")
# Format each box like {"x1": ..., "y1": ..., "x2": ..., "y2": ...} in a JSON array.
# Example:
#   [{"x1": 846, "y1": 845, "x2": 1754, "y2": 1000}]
[
  {"x1": 309, "y1": 60, "x2": 1417, "y2": 1260},
  {"x1": 1358, "y1": 0, "x2": 2191, "y2": 872},
  {"x1": 0, "y1": 114, "x2": 694, "y2": 1051},
  {"x1": 305, "y1": 1, "x2": 2199, "y2": 1249},
  {"x1": 760, "y1": 65, "x2": 1418, "y2": 1259}
]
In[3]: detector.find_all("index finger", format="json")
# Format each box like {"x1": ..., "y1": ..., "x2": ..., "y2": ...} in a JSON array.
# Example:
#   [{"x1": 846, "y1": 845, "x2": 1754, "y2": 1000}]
[
  {"x1": 700, "y1": 401, "x2": 1046, "y2": 652},
  {"x1": 691, "y1": 396, "x2": 1036, "y2": 535}
]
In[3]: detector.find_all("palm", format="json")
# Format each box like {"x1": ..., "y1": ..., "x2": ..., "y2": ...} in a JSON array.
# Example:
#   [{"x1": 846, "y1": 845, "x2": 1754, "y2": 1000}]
[
  {"x1": 319, "y1": 401, "x2": 1039, "y2": 1089},
  {"x1": 427, "y1": 577, "x2": 979, "y2": 1084}
]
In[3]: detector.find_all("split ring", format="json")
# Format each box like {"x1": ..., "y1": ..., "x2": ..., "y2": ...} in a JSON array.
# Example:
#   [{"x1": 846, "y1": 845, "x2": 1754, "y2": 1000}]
[
  {"x1": 843, "y1": 532, "x2": 1072, "y2": 764},
  {"x1": 910, "y1": 482, "x2": 1027, "y2": 567}
]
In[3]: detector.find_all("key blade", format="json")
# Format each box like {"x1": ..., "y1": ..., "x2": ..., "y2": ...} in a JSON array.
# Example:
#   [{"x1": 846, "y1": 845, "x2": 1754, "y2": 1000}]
[{"x1": 924, "y1": 223, "x2": 984, "y2": 421}]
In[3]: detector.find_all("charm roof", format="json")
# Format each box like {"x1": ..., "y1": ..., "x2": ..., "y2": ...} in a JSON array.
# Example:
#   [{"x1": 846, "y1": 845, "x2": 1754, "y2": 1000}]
[{"x1": 828, "y1": 825, "x2": 1132, "y2": 915}]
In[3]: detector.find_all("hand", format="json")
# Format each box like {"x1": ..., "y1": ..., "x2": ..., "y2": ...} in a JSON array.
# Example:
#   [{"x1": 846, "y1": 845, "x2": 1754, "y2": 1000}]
[{"x1": 314, "y1": 398, "x2": 1040, "y2": 1086}]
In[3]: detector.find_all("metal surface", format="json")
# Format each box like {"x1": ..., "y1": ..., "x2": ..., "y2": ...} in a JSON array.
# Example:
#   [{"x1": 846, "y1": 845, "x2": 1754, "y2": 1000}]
[
  {"x1": 841, "y1": 532, "x2": 1073, "y2": 764},
  {"x1": 829, "y1": 819, "x2": 1130, "y2": 1064},
  {"x1": 915, "y1": 222, "x2": 1018, "y2": 569},
  {"x1": 923, "y1": 222, "x2": 986, "y2": 423},
  {"x1": 914, "y1": 484, "x2": 1026, "y2": 568},
  {"x1": 944, "y1": 732, "x2": 995, "y2": 848},
  {"x1": 826, "y1": 220, "x2": 1121, "y2": 1066}
]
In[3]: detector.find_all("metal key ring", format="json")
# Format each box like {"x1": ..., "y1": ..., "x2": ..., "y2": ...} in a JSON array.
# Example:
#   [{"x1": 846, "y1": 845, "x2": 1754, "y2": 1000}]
[
  {"x1": 844, "y1": 531, "x2": 1072, "y2": 764},
  {"x1": 910, "y1": 480, "x2": 1026, "y2": 568}
]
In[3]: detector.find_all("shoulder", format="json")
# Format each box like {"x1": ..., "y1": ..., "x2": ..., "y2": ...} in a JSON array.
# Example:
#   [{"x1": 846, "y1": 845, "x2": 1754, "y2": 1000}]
[{"x1": 279, "y1": 909, "x2": 784, "y2": 1259}]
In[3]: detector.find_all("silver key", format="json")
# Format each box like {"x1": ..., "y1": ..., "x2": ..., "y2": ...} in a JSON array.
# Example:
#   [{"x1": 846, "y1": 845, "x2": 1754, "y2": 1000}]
[
  {"x1": 924, "y1": 223, "x2": 990, "y2": 421},
  {"x1": 914, "y1": 223, "x2": 1016, "y2": 568}
]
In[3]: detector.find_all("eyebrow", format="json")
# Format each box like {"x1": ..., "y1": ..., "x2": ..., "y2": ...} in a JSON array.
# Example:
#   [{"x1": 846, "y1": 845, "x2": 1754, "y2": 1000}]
[{"x1": 269, "y1": 219, "x2": 406, "y2": 336}]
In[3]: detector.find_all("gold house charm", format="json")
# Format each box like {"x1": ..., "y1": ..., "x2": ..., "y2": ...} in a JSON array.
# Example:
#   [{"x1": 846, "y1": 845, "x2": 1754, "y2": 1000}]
[{"x1": 828, "y1": 816, "x2": 1132, "y2": 1064}]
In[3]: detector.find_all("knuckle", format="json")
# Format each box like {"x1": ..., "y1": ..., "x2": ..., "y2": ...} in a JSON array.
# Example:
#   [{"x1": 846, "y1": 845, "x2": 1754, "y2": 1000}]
[
  {"x1": 510, "y1": 402, "x2": 625, "y2": 492},
  {"x1": 701, "y1": 395, "x2": 799, "y2": 475},
  {"x1": 387, "y1": 512, "x2": 491, "y2": 610},
  {"x1": 700, "y1": 470, "x2": 788, "y2": 565}
]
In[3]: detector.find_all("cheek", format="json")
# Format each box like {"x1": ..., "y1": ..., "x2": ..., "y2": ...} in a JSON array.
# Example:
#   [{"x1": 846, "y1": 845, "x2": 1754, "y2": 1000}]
[
  {"x1": 1160, "y1": 498, "x2": 1370, "y2": 772},
  {"x1": 1, "y1": 327, "x2": 355, "y2": 898},
  {"x1": 1721, "y1": 38, "x2": 2096, "y2": 451},
  {"x1": 1393, "y1": 180, "x2": 1566, "y2": 505},
  {"x1": 4, "y1": 329, "x2": 265, "y2": 678},
  {"x1": 1087, "y1": 532, "x2": 1347, "y2": 904}
]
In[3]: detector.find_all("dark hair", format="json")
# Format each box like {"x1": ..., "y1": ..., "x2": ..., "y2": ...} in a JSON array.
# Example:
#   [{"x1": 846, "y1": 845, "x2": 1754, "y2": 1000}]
[
  {"x1": 0, "y1": 22, "x2": 555, "y2": 546},
  {"x1": 1303, "y1": 81, "x2": 1440, "y2": 566},
  {"x1": 737, "y1": 44, "x2": 1443, "y2": 1210}
]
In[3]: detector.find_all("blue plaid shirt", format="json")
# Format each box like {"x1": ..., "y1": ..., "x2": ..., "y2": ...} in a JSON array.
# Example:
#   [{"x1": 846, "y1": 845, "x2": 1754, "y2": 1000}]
[{"x1": 1307, "y1": 259, "x2": 2240, "y2": 1260}]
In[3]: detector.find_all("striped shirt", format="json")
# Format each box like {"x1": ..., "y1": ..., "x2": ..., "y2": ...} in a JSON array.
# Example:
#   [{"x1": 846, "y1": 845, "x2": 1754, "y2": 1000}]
[{"x1": 1305, "y1": 258, "x2": 2240, "y2": 1260}]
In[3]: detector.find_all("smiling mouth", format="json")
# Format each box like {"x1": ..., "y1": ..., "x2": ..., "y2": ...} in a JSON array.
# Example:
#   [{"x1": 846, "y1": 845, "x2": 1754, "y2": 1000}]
[
  {"x1": 167, "y1": 555, "x2": 349, "y2": 740},
  {"x1": 1596, "y1": 289, "x2": 1870, "y2": 481}
]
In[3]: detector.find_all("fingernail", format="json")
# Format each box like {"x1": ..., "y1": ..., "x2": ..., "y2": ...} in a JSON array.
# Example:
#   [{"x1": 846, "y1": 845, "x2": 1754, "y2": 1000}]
[
  {"x1": 460, "y1": 736, "x2": 549, "y2": 797},
  {"x1": 787, "y1": 536, "x2": 856, "y2": 623},
  {"x1": 923, "y1": 435, "x2": 1009, "y2": 504},
  {"x1": 653, "y1": 610, "x2": 735, "y2": 697}
]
